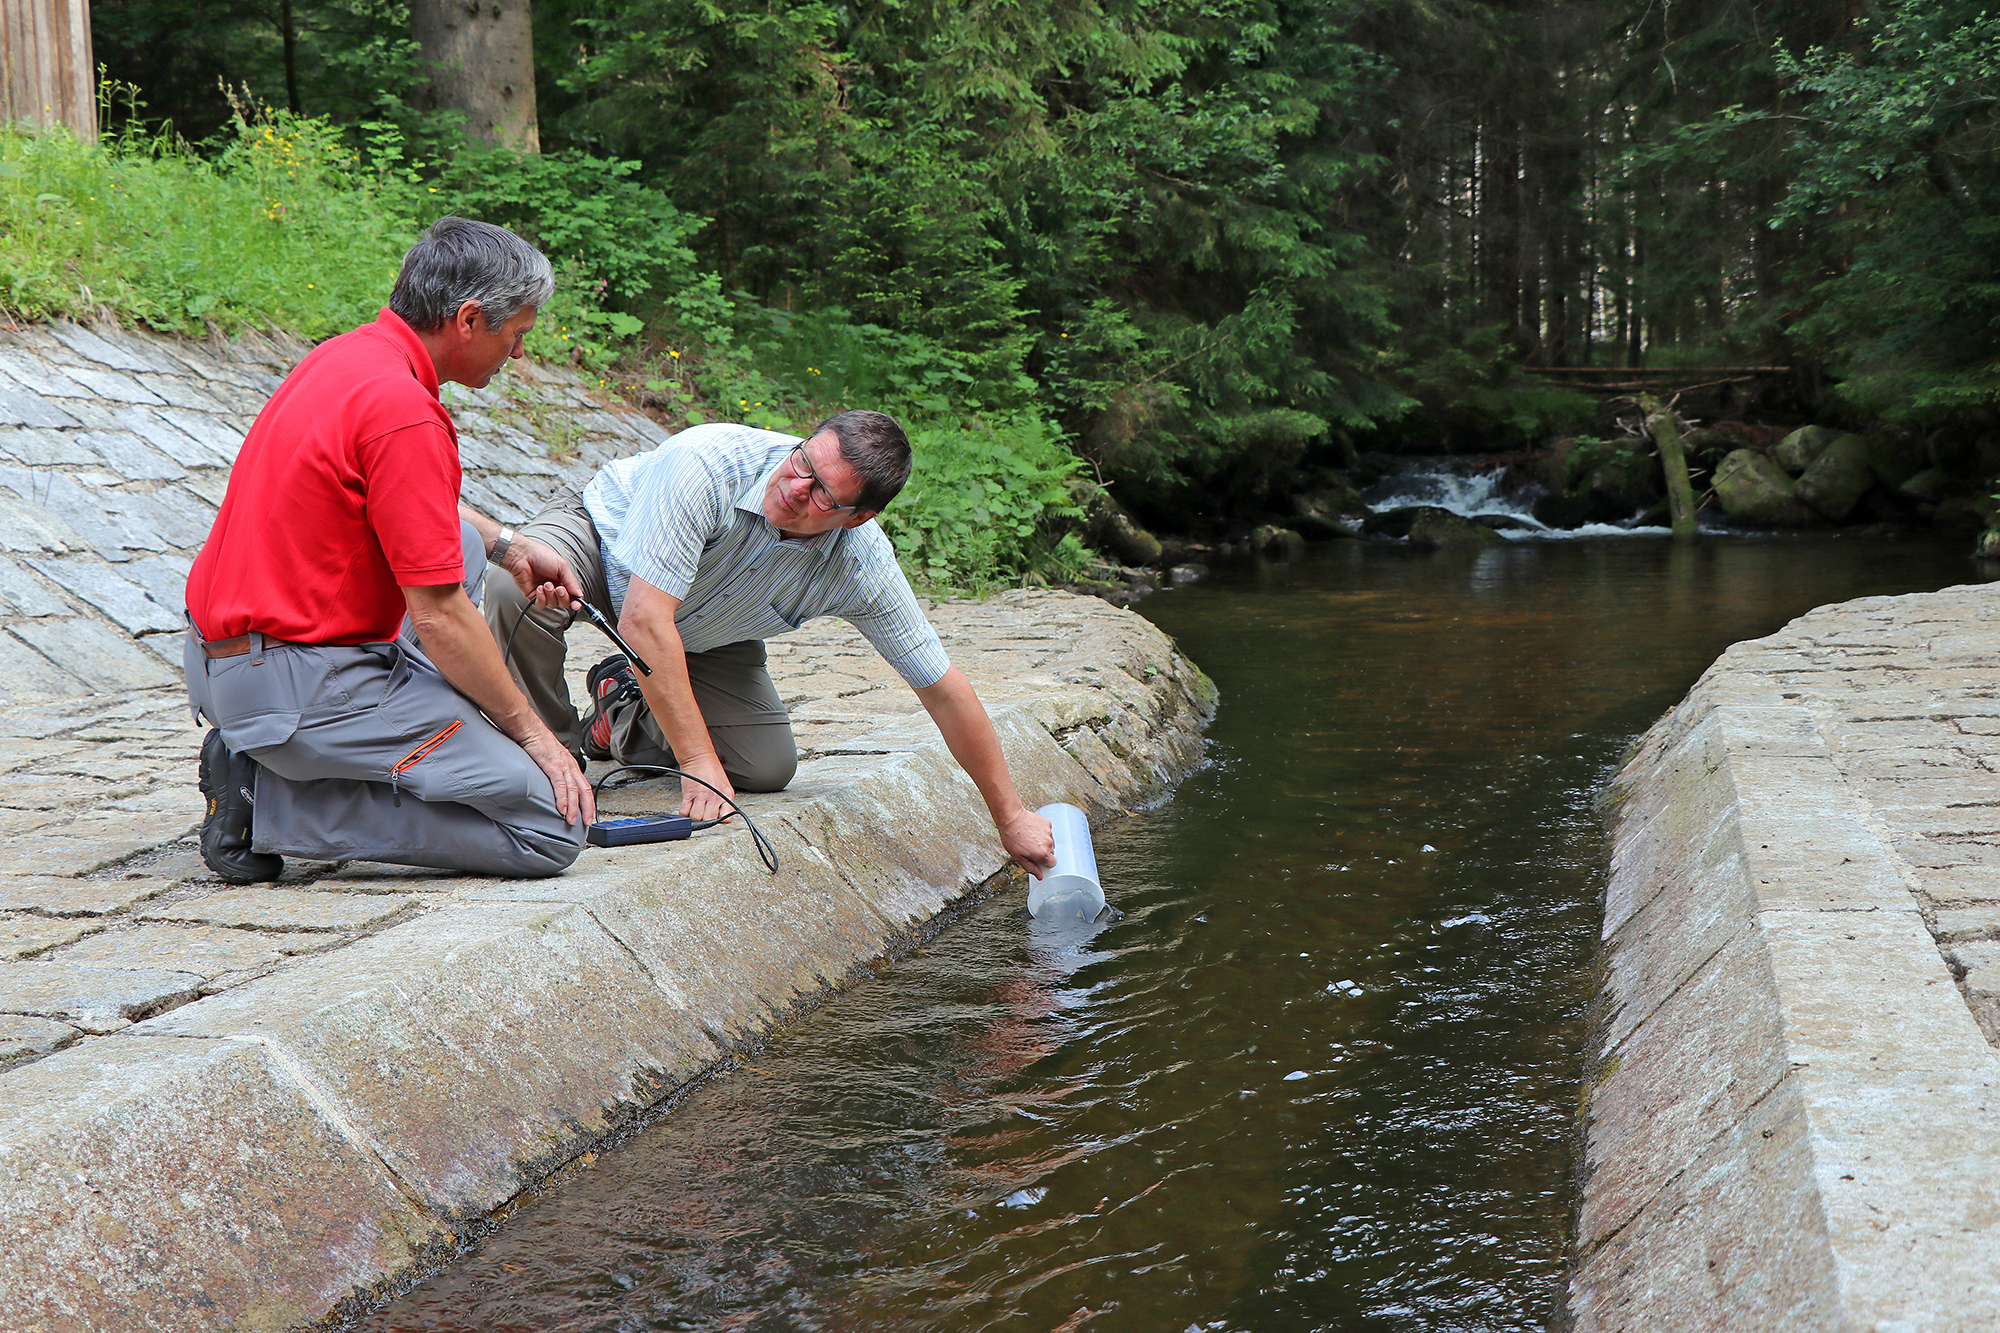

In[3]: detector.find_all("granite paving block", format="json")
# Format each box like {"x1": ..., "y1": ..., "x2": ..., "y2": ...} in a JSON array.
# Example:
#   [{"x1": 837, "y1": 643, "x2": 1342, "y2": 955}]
[
  {"x1": 58, "y1": 365, "x2": 165, "y2": 405},
  {"x1": 143, "y1": 481, "x2": 217, "y2": 539},
  {"x1": 118, "y1": 554, "x2": 193, "y2": 619},
  {"x1": 84, "y1": 481, "x2": 209, "y2": 550},
  {"x1": 154, "y1": 407, "x2": 244, "y2": 463},
  {"x1": 483, "y1": 470, "x2": 557, "y2": 517},
  {"x1": 0, "y1": 348, "x2": 88, "y2": 399},
  {"x1": 139, "y1": 888, "x2": 417, "y2": 932},
  {"x1": 0, "y1": 775, "x2": 136, "y2": 811},
  {"x1": 131, "y1": 371, "x2": 228, "y2": 413},
  {"x1": 0, "y1": 469, "x2": 143, "y2": 559},
  {"x1": 0, "y1": 1036, "x2": 448, "y2": 1330},
  {"x1": 458, "y1": 473, "x2": 524, "y2": 523},
  {"x1": 106, "y1": 402, "x2": 227, "y2": 466},
  {"x1": 0, "y1": 556, "x2": 72, "y2": 618},
  {"x1": 25, "y1": 558, "x2": 182, "y2": 634},
  {"x1": 0, "y1": 383, "x2": 80, "y2": 431},
  {"x1": 11, "y1": 618, "x2": 179, "y2": 690},
  {"x1": 57, "y1": 923, "x2": 290, "y2": 977},
  {"x1": 0, "y1": 425, "x2": 94, "y2": 467},
  {"x1": 0, "y1": 803, "x2": 198, "y2": 873},
  {"x1": 0, "y1": 960, "x2": 201, "y2": 1031},
  {"x1": 0, "y1": 1013, "x2": 78, "y2": 1063},
  {"x1": 78, "y1": 428, "x2": 188, "y2": 480},
  {"x1": 0, "y1": 633, "x2": 89, "y2": 703},
  {"x1": 182, "y1": 470, "x2": 228, "y2": 506},
  {"x1": 0, "y1": 916, "x2": 99, "y2": 959},
  {"x1": 46, "y1": 321, "x2": 156, "y2": 372},
  {"x1": 1934, "y1": 907, "x2": 2000, "y2": 942}
]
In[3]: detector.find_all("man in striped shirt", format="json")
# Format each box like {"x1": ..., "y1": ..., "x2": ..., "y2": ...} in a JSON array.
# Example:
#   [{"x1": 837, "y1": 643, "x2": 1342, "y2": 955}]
[{"x1": 486, "y1": 412, "x2": 1056, "y2": 875}]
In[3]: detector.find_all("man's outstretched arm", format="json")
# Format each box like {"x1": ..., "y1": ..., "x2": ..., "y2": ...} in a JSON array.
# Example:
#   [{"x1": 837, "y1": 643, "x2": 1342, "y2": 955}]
[{"x1": 914, "y1": 666, "x2": 1056, "y2": 877}]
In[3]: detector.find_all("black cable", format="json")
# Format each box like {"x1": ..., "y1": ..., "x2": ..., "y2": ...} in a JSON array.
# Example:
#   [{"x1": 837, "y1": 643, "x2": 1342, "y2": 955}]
[{"x1": 592, "y1": 764, "x2": 779, "y2": 875}]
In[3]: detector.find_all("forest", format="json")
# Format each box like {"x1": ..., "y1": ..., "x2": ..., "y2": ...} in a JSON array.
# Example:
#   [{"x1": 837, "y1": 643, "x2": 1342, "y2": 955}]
[{"x1": 26, "y1": 0, "x2": 2000, "y2": 546}]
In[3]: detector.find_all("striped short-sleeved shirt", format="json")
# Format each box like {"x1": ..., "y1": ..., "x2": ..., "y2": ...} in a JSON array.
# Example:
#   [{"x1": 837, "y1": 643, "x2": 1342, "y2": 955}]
[{"x1": 581, "y1": 422, "x2": 951, "y2": 689}]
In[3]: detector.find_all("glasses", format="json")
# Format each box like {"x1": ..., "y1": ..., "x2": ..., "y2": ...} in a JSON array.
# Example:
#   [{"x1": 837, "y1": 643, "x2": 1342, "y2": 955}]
[{"x1": 789, "y1": 445, "x2": 858, "y2": 514}]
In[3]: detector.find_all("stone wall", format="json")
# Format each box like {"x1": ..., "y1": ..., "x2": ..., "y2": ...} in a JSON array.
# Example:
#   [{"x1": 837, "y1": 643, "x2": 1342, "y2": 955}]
[{"x1": 1573, "y1": 582, "x2": 2000, "y2": 1330}]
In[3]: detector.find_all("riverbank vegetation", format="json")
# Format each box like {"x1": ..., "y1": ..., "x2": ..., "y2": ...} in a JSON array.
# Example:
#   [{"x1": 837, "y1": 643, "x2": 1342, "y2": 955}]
[{"x1": 13, "y1": 0, "x2": 2000, "y2": 563}]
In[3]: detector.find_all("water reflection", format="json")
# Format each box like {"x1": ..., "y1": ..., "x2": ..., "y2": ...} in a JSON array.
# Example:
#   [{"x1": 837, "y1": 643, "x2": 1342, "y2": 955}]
[{"x1": 354, "y1": 536, "x2": 1991, "y2": 1333}]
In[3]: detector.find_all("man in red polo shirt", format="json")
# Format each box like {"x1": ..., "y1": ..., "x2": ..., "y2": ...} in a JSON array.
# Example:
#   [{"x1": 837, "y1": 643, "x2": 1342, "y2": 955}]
[{"x1": 184, "y1": 217, "x2": 595, "y2": 880}]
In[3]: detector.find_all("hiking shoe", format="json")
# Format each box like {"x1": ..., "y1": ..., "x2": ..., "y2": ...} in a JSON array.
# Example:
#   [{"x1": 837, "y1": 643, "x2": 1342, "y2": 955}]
[
  {"x1": 583, "y1": 654, "x2": 640, "y2": 760},
  {"x1": 197, "y1": 730, "x2": 282, "y2": 883}
]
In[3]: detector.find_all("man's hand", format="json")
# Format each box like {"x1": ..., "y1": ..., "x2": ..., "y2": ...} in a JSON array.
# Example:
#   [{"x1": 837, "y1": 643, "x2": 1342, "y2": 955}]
[
  {"x1": 675, "y1": 750, "x2": 738, "y2": 823},
  {"x1": 522, "y1": 727, "x2": 597, "y2": 826},
  {"x1": 504, "y1": 534, "x2": 584, "y2": 610},
  {"x1": 998, "y1": 806, "x2": 1056, "y2": 878}
]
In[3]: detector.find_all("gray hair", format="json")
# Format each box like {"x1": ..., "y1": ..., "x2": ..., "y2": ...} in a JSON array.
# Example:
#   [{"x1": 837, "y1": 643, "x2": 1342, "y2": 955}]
[
  {"x1": 389, "y1": 217, "x2": 555, "y2": 332},
  {"x1": 810, "y1": 410, "x2": 912, "y2": 511}
]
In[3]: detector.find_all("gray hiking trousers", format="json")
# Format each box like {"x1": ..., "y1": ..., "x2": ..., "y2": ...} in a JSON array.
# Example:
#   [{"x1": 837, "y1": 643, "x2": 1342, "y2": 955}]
[
  {"x1": 483, "y1": 486, "x2": 798, "y2": 791},
  {"x1": 183, "y1": 523, "x2": 584, "y2": 878}
]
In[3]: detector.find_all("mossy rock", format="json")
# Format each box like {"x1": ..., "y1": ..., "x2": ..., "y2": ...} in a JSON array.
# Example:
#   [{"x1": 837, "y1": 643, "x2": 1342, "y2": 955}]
[
  {"x1": 1407, "y1": 507, "x2": 1502, "y2": 548},
  {"x1": 1712, "y1": 449, "x2": 1817, "y2": 527},
  {"x1": 1795, "y1": 434, "x2": 1875, "y2": 522},
  {"x1": 1772, "y1": 425, "x2": 1840, "y2": 474}
]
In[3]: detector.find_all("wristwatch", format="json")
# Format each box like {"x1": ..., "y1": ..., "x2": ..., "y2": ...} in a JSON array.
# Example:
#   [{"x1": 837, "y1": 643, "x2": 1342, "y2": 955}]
[{"x1": 489, "y1": 527, "x2": 515, "y2": 566}]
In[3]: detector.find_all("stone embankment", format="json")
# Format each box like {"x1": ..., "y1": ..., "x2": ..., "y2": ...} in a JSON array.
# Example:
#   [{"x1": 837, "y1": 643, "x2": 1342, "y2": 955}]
[
  {"x1": 1574, "y1": 581, "x2": 2000, "y2": 1330},
  {"x1": 0, "y1": 319, "x2": 1216, "y2": 1331}
]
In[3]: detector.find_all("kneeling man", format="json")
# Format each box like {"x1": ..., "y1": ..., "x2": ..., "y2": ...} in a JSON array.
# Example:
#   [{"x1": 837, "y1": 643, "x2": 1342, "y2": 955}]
[
  {"x1": 485, "y1": 412, "x2": 1055, "y2": 875},
  {"x1": 184, "y1": 217, "x2": 595, "y2": 882}
]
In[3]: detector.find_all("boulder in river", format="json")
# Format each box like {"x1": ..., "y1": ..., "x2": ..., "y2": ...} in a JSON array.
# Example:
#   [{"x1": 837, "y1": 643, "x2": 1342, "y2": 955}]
[
  {"x1": 1252, "y1": 524, "x2": 1306, "y2": 559},
  {"x1": 1295, "y1": 477, "x2": 1368, "y2": 520},
  {"x1": 1897, "y1": 467, "x2": 1953, "y2": 503},
  {"x1": 1531, "y1": 490, "x2": 1598, "y2": 530},
  {"x1": 1407, "y1": 507, "x2": 1502, "y2": 548},
  {"x1": 1772, "y1": 425, "x2": 1840, "y2": 474},
  {"x1": 1712, "y1": 449, "x2": 1818, "y2": 527},
  {"x1": 1362, "y1": 506, "x2": 1422, "y2": 538},
  {"x1": 1795, "y1": 433, "x2": 1875, "y2": 521},
  {"x1": 1863, "y1": 425, "x2": 1927, "y2": 490},
  {"x1": 1073, "y1": 480, "x2": 1164, "y2": 566}
]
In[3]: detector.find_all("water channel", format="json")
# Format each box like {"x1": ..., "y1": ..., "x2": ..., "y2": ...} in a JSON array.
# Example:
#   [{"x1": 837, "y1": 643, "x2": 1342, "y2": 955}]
[{"x1": 357, "y1": 533, "x2": 1990, "y2": 1333}]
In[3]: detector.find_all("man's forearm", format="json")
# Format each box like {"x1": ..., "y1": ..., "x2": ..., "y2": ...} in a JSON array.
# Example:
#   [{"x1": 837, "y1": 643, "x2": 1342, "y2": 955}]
[
  {"x1": 617, "y1": 592, "x2": 718, "y2": 768},
  {"x1": 916, "y1": 667, "x2": 1029, "y2": 825},
  {"x1": 406, "y1": 585, "x2": 546, "y2": 744},
  {"x1": 458, "y1": 503, "x2": 503, "y2": 555}
]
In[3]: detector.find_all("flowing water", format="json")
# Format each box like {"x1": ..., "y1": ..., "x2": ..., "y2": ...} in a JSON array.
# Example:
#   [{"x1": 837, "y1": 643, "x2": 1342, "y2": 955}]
[{"x1": 357, "y1": 534, "x2": 1990, "y2": 1333}]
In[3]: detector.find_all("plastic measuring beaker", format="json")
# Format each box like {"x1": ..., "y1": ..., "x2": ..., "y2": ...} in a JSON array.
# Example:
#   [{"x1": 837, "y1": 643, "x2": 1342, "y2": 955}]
[{"x1": 1026, "y1": 802, "x2": 1104, "y2": 920}]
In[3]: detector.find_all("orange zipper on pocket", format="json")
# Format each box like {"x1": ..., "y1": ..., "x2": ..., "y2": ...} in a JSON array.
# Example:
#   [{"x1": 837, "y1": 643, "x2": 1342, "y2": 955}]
[{"x1": 389, "y1": 720, "x2": 462, "y2": 806}]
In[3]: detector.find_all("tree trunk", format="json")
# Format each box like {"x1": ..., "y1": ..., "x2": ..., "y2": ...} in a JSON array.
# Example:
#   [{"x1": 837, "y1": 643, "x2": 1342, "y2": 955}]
[
  {"x1": 410, "y1": 0, "x2": 539, "y2": 151},
  {"x1": 1641, "y1": 394, "x2": 1698, "y2": 543},
  {"x1": 280, "y1": 0, "x2": 301, "y2": 113},
  {"x1": 1, "y1": 0, "x2": 95, "y2": 141}
]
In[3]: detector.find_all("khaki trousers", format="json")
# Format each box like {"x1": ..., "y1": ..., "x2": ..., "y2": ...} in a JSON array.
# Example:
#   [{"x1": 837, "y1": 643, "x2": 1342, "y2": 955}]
[{"x1": 483, "y1": 487, "x2": 799, "y2": 791}]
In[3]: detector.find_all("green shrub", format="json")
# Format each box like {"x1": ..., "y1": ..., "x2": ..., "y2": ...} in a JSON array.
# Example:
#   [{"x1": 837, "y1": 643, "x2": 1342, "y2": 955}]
[{"x1": 880, "y1": 413, "x2": 1087, "y2": 594}]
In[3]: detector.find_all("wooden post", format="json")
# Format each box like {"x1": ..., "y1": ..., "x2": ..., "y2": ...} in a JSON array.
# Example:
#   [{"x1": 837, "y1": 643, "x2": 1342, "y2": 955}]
[
  {"x1": 1, "y1": 0, "x2": 96, "y2": 141},
  {"x1": 1640, "y1": 393, "x2": 1699, "y2": 543}
]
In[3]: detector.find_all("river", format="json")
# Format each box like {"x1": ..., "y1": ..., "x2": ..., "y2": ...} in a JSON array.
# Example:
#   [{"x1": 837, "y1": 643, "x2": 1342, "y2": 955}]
[{"x1": 353, "y1": 534, "x2": 1989, "y2": 1333}]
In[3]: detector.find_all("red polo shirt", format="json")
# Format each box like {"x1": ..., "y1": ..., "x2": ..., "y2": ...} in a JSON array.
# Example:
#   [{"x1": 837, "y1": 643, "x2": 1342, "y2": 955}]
[{"x1": 186, "y1": 309, "x2": 466, "y2": 645}]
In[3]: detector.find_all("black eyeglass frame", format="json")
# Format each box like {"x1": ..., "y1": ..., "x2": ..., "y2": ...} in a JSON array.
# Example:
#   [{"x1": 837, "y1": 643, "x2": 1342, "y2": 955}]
[{"x1": 789, "y1": 444, "x2": 861, "y2": 515}]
